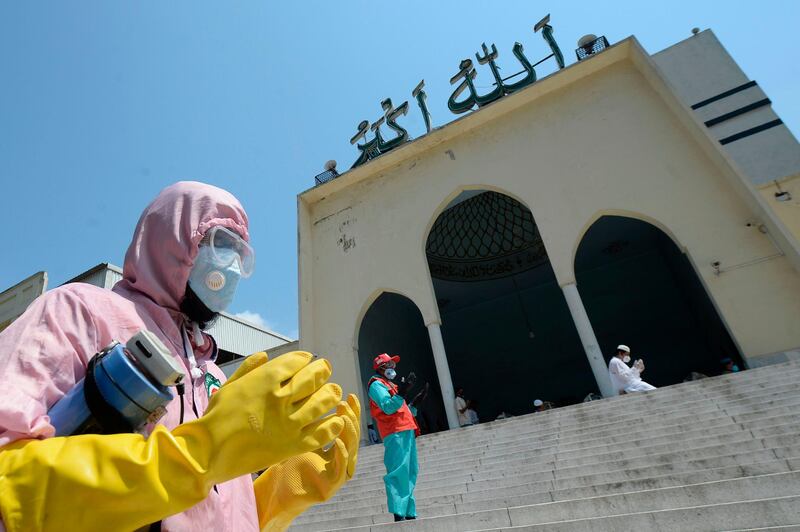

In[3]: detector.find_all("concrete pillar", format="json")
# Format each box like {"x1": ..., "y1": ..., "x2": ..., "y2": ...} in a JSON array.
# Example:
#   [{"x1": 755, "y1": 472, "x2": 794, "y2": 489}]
[
  {"x1": 426, "y1": 322, "x2": 460, "y2": 429},
  {"x1": 561, "y1": 282, "x2": 616, "y2": 398}
]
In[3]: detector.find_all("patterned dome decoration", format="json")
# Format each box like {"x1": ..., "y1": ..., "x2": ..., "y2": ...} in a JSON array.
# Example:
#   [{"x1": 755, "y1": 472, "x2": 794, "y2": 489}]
[{"x1": 426, "y1": 191, "x2": 548, "y2": 281}]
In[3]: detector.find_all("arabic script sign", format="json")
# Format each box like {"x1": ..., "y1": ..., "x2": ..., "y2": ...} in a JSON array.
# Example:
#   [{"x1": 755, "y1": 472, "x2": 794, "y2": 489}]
[
  {"x1": 428, "y1": 248, "x2": 549, "y2": 282},
  {"x1": 349, "y1": 14, "x2": 565, "y2": 169}
]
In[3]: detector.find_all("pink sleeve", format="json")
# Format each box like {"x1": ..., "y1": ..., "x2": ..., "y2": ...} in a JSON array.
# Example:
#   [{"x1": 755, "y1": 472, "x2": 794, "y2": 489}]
[{"x1": 0, "y1": 288, "x2": 102, "y2": 447}]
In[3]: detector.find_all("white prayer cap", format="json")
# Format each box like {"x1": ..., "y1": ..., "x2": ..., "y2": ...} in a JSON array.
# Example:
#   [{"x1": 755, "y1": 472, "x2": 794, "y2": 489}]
[{"x1": 617, "y1": 344, "x2": 630, "y2": 353}]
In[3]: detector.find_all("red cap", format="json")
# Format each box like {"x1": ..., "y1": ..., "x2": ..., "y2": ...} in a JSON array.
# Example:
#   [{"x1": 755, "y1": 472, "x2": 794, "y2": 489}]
[{"x1": 373, "y1": 353, "x2": 400, "y2": 370}]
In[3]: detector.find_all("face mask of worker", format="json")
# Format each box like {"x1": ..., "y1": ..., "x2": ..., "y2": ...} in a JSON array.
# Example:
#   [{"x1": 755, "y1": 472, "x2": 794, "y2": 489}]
[
  {"x1": 384, "y1": 368, "x2": 397, "y2": 380},
  {"x1": 188, "y1": 246, "x2": 241, "y2": 313},
  {"x1": 623, "y1": 355, "x2": 631, "y2": 364}
]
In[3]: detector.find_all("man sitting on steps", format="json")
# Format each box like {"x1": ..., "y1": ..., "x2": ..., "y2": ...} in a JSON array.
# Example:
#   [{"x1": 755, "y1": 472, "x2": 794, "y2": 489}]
[{"x1": 608, "y1": 344, "x2": 657, "y2": 394}]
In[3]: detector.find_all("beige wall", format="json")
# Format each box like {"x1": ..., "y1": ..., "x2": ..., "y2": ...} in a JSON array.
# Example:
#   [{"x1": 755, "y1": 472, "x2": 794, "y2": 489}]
[
  {"x1": 298, "y1": 39, "x2": 800, "y2": 410},
  {"x1": 652, "y1": 30, "x2": 800, "y2": 187},
  {"x1": 759, "y1": 173, "x2": 800, "y2": 243}
]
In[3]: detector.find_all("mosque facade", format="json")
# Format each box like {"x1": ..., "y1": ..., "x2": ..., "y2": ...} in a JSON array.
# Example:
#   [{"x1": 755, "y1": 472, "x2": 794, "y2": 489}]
[{"x1": 298, "y1": 29, "x2": 800, "y2": 433}]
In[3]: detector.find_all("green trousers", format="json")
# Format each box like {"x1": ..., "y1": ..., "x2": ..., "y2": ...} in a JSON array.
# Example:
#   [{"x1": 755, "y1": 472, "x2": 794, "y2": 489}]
[{"x1": 382, "y1": 429, "x2": 418, "y2": 517}]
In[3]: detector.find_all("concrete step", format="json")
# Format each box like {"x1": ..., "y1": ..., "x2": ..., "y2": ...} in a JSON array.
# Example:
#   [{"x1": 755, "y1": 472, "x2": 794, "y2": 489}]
[
  {"x1": 344, "y1": 419, "x2": 783, "y2": 492},
  {"x1": 352, "y1": 419, "x2": 800, "y2": 479},
  {"x1": 371, "y1": 433, "x2": 797, "y2": 487},
  {"x1": 308, "y1": 474, "x2": 800, "y2": 532},
  {"x1": 402, "y1": 407, "x2": 736, "y2": 455},
  {"x1": 296, "y1": 455, "x2": 796, "y2": 525},
  {"x1": 311, "y1": 444, "x2": 800, "y2": 516},
  {"x1": 317, "y1": 438, "x2": 800, "y2": 511},
  {"x1": 353, "y1": 417, "x2": 744, "y2": 478},
  {"x1": 315, "y1": 444, "x2": 800, "y2": 516},
  {"x1": 430, "y1": 399, "x2": 799, "y2": 455},
  {"x1": 357, "y1": 408, "x2": 740, "y2": 471},
  {"x1": 353, "y1": 368, "x2": 799, "y2": 451},
  {"x1": 311, "y1": 439, "x2": 800, "y2": 523},
  {"x1": 401, "y1": 390, "x2": 799, "y2": 452},
  {"x1": 359, "y1": 388, "x2": 800, "y2": 464},
  {"x1": 345, "y1": 426, "x2": 800, "y2": 494},
  {"x1": 293, "y1": 362, "x2": 800, "y2": 531},
  {"x1": 407, "y1": 385, "x2": 796, "y2": 451},
  {"x1": 721, "y1": 527, "x2": 800, "y2": 532},
  {"x1": 475, "y1": 497, "x2": 800, "y2": 532},
  {"x1": 407, "y1": 381, "x2": 798, "y2": 450}
]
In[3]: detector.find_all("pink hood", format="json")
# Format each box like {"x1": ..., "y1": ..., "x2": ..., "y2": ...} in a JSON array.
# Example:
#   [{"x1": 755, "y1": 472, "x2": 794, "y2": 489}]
[
  {"x1": 113, "y1": 181, "x2": 250, "y2": 355},
  {"x1": 116, "y1": 181, "x2": 250, "y2": 311}
]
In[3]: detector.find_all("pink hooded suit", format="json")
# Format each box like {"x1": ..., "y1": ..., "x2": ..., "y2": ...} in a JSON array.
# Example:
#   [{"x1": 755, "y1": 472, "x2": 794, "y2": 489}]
[{"x1": 0, "y1": 181, "x2": 259, "y2": 531}]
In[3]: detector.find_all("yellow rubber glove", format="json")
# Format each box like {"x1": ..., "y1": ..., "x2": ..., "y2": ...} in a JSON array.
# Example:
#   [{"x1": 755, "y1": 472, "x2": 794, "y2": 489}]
[
  {"x1": 254, "y1": 394, "x2": 361, "y2": 532},
  {"x1": 178, "y1": 351, "x2": 345, "y2": 481},
  {"x1": 0, "y1": 351, "x2": 344, "y2": 532}
]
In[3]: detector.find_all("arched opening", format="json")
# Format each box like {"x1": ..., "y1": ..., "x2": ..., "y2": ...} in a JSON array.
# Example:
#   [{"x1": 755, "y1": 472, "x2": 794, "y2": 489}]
[
  {"x1": 575, "y1": 215, "x2": 744, "y2": 385},
  {"x1": 357, "y1": 292, "x2": 448, "y2": 435},
  {"x1": 425, "y1": 190, "x2": 597, "y2": 422}
]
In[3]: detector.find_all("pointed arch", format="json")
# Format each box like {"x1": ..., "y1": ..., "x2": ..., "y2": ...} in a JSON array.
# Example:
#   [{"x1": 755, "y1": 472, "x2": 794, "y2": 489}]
[
  {"x1": 570, "y1": 209, "x2": 686, "y2": 277},
  {"x1": 422, "y1": 186, "x2": 597, "y2": 418},
  {"x1": 355, "y1": 290, "x2": 449, "y2": 434},
  {"x1": 573, "y1": 214, "x2": 744, "y2": 384},
  {"x1": 353, "y1": 287, "x2": 423, "y2": 350}
]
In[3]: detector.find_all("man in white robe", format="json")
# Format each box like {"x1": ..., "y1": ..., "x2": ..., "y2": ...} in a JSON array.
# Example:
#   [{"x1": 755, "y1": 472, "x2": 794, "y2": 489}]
[{"x1": 608, "y1": 344, "x2": 657, "y2": 394}]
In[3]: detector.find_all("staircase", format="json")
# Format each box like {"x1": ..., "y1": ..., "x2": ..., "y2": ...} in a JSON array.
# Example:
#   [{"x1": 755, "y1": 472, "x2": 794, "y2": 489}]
[{"x1": 291, "y1": 361, "x2": 800, "y2": 531}]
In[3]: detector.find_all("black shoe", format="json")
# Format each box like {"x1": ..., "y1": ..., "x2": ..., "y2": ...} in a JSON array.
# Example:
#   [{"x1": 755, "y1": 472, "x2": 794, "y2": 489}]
[
  {"x1": 405, "y1": 516, "x2": 416, "y2": 520},
  {"x1": 393, "y1": 514, "x2": 405, "y2": 522}
]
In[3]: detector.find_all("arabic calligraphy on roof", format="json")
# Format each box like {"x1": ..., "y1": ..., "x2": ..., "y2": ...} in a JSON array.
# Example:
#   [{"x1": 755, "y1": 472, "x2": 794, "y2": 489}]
[
  {"x1": 449, "y1": 14, "x2": 564, "y2": 114},
  {"x1": 349, "y1": 14, "x2": 565, "y2": 169}
]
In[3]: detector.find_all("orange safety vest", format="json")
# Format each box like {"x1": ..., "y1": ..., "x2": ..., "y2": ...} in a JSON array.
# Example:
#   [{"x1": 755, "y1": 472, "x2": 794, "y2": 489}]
[{"x1": 368, "y1": 376, "x2": 420, "y2": 439}]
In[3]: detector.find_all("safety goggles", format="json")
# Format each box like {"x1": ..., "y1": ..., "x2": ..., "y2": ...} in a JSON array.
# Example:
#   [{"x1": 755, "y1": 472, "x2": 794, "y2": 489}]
[{"x1": 200, "y1": 225, "x2": 255, "y2": 278}]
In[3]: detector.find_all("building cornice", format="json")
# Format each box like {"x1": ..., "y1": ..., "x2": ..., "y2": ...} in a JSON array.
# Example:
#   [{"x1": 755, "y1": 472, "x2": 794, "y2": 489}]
[
  {"x1": 299, "y1": 37, "x2": 637, "y2": 205},
  {"x1": 298, "y1": 34, "x2": 800, "y2": 273}
]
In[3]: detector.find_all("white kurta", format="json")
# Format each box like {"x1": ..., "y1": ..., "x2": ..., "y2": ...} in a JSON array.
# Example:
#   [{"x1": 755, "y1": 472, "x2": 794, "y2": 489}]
[
  {"x1": 608, "y1": 357, "x2": 657, "y2": 393},
  {"x1": 455, "y1": 396, "x2": 469, "y2": 426}
]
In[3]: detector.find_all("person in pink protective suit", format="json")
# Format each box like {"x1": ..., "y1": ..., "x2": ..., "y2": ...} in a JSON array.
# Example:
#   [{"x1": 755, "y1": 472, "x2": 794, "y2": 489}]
[{"x1": 0, "y1": 182, "x2": 360, "y2": 532}]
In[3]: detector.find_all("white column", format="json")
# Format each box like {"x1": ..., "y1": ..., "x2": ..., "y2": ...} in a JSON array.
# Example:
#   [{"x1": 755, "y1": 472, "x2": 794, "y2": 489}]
[
  {"x1": 561, "y1": 282, "x2": 616, "y2": 398},
  {"x1": 426, "y1": 322, "x2": 460, "y2": 429}
]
